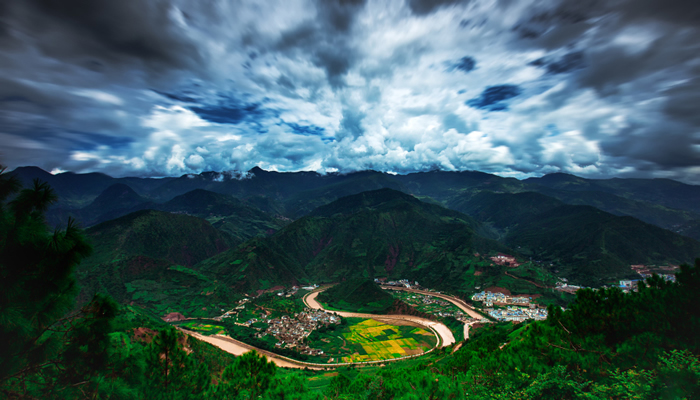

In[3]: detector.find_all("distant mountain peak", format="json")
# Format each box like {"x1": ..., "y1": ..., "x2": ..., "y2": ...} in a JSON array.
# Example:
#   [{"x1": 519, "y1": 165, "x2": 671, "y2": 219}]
[
  {"x1": 309, "y1": 188, "x2": 422, "y2": 217},
  {"x1": 85, "y1": 183, "x2": 147, "y2": 213}
]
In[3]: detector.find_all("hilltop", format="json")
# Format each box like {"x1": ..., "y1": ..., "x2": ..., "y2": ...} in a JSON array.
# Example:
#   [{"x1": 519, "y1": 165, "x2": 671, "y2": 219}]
[
  {"x1": 316, "y1": 278, "x2": 396, "y2": 313},
  {"x1": 196, "y1": 189, "x2": 512, "y2": 295},
  {"x1": 13, "y1": 166, "x2": 700, "y2": 235}
]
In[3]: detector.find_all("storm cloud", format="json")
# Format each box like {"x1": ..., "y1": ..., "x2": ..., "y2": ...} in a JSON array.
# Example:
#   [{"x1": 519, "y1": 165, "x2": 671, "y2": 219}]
[{"x1": 1, "y1": 0, "x2": 699, "y2": 184}]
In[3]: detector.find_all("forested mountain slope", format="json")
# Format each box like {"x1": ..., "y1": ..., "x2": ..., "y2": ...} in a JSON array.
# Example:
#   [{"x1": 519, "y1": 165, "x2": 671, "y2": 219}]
[
  {"x1": 449, "y1": 191, "x2": 700, "y2": 285},
  {"x1": 196, "y1": 189, "x2": 509, "y2": 293},
  {"x1": 12, "y1": 166, "x2": 700, "y2": 235},
  {"x1": 76, "y1": 210, "x2": 237, "y2": 316}
]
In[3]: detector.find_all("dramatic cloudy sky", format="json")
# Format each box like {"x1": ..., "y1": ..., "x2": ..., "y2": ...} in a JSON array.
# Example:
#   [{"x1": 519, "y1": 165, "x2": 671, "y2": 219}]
[{"x1": 1, "y1": 0, "x2": 699, "y2": 182}]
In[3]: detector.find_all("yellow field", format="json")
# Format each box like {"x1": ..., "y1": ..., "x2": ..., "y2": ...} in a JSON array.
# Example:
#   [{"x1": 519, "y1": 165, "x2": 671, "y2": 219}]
[
  {"x1": 181, "y1": 322, "x2": 225, "y2": 334},
  {"x1": 340, "y1": 319, "x2": 433, "y2": 363}
]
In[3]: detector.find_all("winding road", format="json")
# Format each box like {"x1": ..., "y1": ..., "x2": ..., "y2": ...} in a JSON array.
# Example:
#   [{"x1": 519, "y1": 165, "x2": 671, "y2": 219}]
[
  {"x1": 302, "y1": 291, "x2": 455, "y2": 346},
  {"x1": 181, "y1": 286, "x2": 476, "y2": 369},
  {"x1": 379, "y1": 286, "x2": 488, "y2": 339}
]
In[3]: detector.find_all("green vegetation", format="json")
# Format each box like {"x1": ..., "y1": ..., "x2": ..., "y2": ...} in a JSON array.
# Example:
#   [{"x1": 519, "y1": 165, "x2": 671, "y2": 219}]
[
  {"x1": 305, "y1": 318, "x2": 436, "y2": 363},
  {"x1": 156, "y1": 189, "x2": 288, "y2": 245},
  {"x1": 209, "y1": 189, "x2": 509, "y2": 294},
  {"x1": 179, "y1": 321, "x2": 226, "y2": 335},
  {"x1": 449, "y1": 191, "x2": 700, "y2": 286},
  {"x1": 3, "y1": 167, "x2": 700, "y2": 399},
  {"x1": 75, "y1": 209, "x2": 240, "y2": 318},
  {"x1": 317, "y1": 279, "x2": 395, "y2": 313}
]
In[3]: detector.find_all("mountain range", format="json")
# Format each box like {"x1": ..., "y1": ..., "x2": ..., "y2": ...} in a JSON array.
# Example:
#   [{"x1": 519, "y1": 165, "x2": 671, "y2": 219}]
[{"x1": 10, "y1": 166, "x2": 700, "y2": 315}]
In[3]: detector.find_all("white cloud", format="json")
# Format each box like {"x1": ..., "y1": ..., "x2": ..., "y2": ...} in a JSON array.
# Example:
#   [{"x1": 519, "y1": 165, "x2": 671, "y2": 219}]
[
  {"x1": 2, "y1": 0, "x2": 698, "y2": 183},
  {"x1": 72, "y1": 89, "x2": 124, "y2": 105}
]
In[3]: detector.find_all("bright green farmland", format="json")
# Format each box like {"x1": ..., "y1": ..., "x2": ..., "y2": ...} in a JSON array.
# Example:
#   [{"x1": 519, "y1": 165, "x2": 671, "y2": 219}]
[
  {"x1": 307, "y1": 318, "x2": 435, "y2": 363},
  {"x1": 179, "y1": 321, "x2": 226, "y2": 335}
]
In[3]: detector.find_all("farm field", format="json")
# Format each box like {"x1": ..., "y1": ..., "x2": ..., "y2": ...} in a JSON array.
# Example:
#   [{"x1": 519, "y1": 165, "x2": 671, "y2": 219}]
[
  {"x1": 178, "y1": 321, "x2": 226, "y2": 335},
  {"x1": 307, "y1": 318, "x2": 436, "y2": 363}
]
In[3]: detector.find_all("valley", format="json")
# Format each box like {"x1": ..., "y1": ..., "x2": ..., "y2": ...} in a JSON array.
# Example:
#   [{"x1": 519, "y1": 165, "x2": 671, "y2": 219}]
[{"x1": 4, "y1": 166, "x2": 700, "y2": 399}]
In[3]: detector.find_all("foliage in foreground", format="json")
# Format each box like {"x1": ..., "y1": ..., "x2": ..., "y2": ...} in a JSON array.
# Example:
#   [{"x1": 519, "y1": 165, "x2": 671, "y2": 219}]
[{"x1": 1, "y1": 168, "x2": 698, "y2": 399}]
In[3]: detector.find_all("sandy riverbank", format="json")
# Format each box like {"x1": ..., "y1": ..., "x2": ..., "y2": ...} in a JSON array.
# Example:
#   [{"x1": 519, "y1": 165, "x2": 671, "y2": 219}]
[{"x1": 303, "y1": 291, "x2": 455, "y2": 347}]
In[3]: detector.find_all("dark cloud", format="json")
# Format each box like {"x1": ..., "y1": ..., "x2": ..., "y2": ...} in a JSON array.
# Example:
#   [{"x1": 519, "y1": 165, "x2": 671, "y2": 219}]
[
  {"x1": 530, "y1": 51, "x2": 585, "y2": 74},
  {"x1": 190, "y1": 103, "x2": 260, "y2": 125},
  {"x1": 407, "y1": 0, "x2": 469, "y2": 16},
  {"x1": 274, "y1": 0, "x2": 367, "y2": 88},
  {"x1": 663, "y1": 75, "x2": 700, "y2": 127},
  {"x1": 153, "y1": 90, "x2": 198, "y2": 103},
  {"x1": 442, "y1": 113, "x2": 472, "y2": 133},
  {"x1": 63, "y1": 131, "x2": 134, "y2": 151},
  {"x1": 338, "y1": 107, "x2": 366, "y2": 140},
  {"x1": 1, "y1": 0, "x2": 699, "y2": 183},
  {"x1": 5, "y1": 0, "x2": 202, "y2": 71},
  {"x1": 576, "y1": 27, "x2": 698, "y2": 96},
  {"x1": 189, "y1": 95, "x2": 267, "y2": 125},
  {"x1": 466, "y1": 85, "x2": 522, "y2": 111},
  {"x1": 600, "y1": 122, "x2": 700, "y2": 168}
]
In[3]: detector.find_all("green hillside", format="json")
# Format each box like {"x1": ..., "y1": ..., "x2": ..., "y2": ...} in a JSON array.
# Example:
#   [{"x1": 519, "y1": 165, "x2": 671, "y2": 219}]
[
  {"x1": 76, "y1": 210, "x2": 237, "y2": 317},
  {"x1": 449, "y1": 191, "x2": 700, "y2": 286},
  {"x1": 198, "y1": 189, "x2": 510, "y2": 295},
  {"x1": 316, "y1": 279, "x2": 395, "y2": 313},
  {"x1": 157, "y1": 189, "x2": 288, "y2": 245}
]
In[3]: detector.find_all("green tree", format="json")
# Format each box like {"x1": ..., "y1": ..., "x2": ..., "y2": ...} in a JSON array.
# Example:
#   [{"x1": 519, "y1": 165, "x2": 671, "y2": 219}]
[
  {"x1": 0, "y1": 167, "x2": 94, "y2": 395},
  {"x1": 145, "y1": 327, "x2": 210, "y2": 400},
  {"x1": 217, "y1": 350, "x2": 277, "y2": 399}
]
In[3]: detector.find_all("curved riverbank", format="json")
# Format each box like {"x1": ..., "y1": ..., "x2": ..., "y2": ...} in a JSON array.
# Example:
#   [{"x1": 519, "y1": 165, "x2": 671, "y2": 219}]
[
  {"x1": 303, "y1": 291, "x2": 455, "y2": 347},
  {"x1": 180, "y1": 287, "x2": 451, "y2": 369}
]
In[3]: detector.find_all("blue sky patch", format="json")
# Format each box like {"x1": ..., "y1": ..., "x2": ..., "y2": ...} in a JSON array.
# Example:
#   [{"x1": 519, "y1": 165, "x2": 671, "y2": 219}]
[
  {"x1": 189, "y1": 95, "x2": 266, "y2": 125},
  {"x1": 466, "y1": 84, "x2": 522, "y2": 111}
]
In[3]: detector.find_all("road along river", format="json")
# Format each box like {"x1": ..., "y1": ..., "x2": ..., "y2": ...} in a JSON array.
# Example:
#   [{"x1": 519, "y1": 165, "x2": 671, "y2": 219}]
[
  {"x1": 180, "y1": 287, "x2": 458, "y2": 369},
  {"x1": 379, "y1": 286, "x2": 489, "y2": 340},
  {"x1": 302, "y1": 291, "x2": 455, "y2": 347}
]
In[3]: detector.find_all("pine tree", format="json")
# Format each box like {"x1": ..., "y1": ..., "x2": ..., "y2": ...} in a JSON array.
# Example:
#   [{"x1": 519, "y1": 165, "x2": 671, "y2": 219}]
[{"x1": 0, "y1": 167, "x2": 93, "y2": 395}]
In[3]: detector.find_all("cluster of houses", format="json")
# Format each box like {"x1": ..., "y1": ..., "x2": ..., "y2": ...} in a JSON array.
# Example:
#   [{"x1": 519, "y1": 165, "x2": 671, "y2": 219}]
[
  {"x1": 489, "y1": 253, "x2": 522, "y2": 267},
  {"x1": 486, "y1": 306, "x2": 548, "y2": 322},
  {"x1": 375, "y1": 278, "x2": 419, "y2": 288},
  {"x1": 471, "y1": 291, "x2": 531, "y2": 307},
  {"x1": 255, "y1": 308, "x2": 340, "y2": 356}
]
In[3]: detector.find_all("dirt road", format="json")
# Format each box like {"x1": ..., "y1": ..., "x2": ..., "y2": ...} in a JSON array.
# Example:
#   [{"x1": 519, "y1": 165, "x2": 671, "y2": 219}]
[
  {"x1": 380, "y1": 286, "x2": 484, "y2": 319},
  {"x1": 182, "y1": 329, "x2": 327, "y2": 370},
  {"x1": 303, "y1": 291, "x2": 455, "y2": 347}
]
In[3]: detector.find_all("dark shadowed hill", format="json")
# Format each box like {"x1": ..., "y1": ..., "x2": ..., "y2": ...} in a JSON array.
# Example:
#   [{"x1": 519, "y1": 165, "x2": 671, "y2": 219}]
[
  {"x1": 525, "y1": 173, "x2": 700, "y2": 215},
  {"x1": 46, "y1": 183, "x2": 154, "y2": 227},
  {"x1": 14, "y1": 166, "x2": 700, "y2": 234},
  {"x1": 75, "y1": 210, "x2": 237, "y2": 316},
  {"x1": 196, "y1": 189, "x2": 509, "y2": 293},
  {"x1": 155, "y1": 189, "x2": 288, "y2": 244},
  {"x1": 449, "y1": 191, "x2": 700, "y2": 285},
  {"x1": 86, "y1": 209, "x2": 232, "y2": 267}
]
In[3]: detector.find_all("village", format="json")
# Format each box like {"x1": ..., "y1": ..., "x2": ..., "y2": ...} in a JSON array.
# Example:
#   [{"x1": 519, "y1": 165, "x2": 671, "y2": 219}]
[
  {"x1": 253, "y1": 308, "x2": 340, "y2": 356},
  {"x1": 471, "y1": 291, "x2": 548, "y2": 322},
  {"x1": 486, "y1": 306, "x2": 548, "y2": 322},
  {"x1": 471, "y1": 291, "x2": 531, "y2": 307}
]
